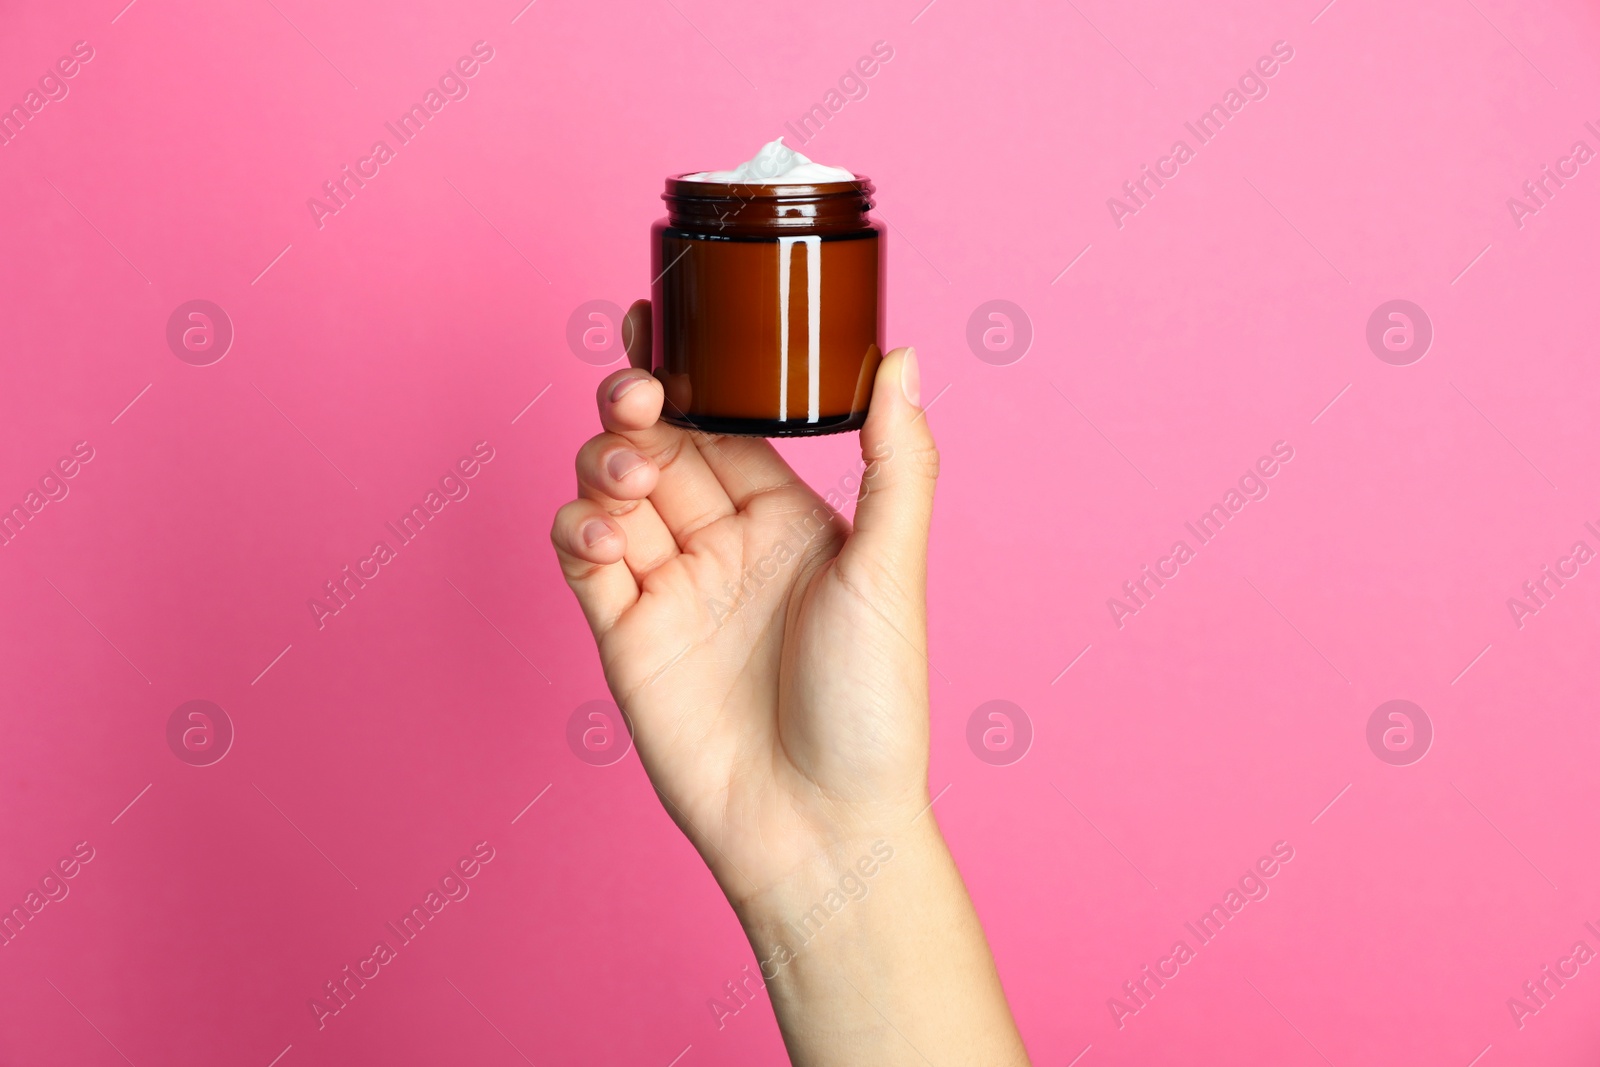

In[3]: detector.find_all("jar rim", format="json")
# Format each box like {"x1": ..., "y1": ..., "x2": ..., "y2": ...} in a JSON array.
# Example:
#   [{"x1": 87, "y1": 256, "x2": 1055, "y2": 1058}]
[{"x1": 663, "y1": 175, "x2": 874, "y2": 202}]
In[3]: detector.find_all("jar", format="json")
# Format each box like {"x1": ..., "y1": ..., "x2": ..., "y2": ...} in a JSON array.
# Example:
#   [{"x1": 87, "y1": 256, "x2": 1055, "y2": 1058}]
[{"x1": 651, "y1": 177, "x2": 885, "y2": 436}]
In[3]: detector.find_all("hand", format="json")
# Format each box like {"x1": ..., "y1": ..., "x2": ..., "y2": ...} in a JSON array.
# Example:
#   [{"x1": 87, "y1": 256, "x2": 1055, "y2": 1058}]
[
  {"x1": 551, "y1": 300, "x2": 1028, "y2": 1065},
  {"x1": 550, "y1": 300, "x2": 936, "y2": 907}
]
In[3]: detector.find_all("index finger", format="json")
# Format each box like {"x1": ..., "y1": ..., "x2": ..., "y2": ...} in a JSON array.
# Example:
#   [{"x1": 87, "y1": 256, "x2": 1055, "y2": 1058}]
[{"x1": 614, "y1": 298, "x2": 807, "y2": 512}]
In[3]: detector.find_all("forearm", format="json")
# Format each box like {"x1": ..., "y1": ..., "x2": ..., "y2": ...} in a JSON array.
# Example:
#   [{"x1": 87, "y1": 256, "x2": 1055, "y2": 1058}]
[{"x1": 733, "y1": 817, "x2": 1030, "y2": 1066}]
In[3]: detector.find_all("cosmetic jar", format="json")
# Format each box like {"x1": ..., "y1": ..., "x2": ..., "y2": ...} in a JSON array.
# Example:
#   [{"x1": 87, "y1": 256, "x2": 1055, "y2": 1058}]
[{"x1": 651, "y1": 178, "x2": 885, "y2": 436}]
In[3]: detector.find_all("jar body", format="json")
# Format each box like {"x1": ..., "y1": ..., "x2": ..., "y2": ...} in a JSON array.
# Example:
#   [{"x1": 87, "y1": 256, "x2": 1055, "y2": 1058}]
[{"x1": 651, "y1": 180, "x2": 885, "y2": 436}]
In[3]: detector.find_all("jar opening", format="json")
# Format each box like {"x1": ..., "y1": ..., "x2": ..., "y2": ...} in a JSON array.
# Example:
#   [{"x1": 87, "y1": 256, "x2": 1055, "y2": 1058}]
[{"x1": 662, "y1": 176, "x2": 875, "y2": 234}]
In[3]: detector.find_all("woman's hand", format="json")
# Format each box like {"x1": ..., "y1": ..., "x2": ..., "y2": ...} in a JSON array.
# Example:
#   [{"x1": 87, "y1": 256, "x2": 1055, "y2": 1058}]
[
  {"x1": 551, "y1": 300, "x2": 1029, "y2": 1065},
  {"x1": 550, "y1": 299, "x2": 936, "y2": 905}
]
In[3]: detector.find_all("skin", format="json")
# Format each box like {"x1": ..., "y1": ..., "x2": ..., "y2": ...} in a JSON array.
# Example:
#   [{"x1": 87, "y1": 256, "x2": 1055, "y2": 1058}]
[{"x1": 551, "y1": 300, "x2": 1031, "y2": 1066}]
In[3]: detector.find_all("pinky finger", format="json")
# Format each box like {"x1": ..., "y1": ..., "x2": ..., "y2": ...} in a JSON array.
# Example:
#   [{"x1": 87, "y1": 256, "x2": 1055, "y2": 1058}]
[{"x1": 551, "y1": 499, "x2": 640, "y2": 635}]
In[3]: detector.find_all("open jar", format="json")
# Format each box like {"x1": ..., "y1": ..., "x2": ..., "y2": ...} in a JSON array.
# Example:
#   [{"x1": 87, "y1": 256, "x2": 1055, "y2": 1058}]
[{"x1": 651, "y1": 177, "x2": 885, "y2": 436}]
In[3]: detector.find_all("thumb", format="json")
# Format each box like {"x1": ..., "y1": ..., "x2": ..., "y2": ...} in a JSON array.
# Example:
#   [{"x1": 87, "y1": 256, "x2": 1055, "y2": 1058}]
[{"x1": 840, "y1": 346, "x2": 939, "y2": 595}]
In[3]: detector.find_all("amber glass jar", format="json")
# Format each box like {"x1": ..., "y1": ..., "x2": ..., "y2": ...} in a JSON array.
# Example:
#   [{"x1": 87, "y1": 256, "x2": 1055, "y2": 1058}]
[{"x1": 651, "y1": 177, "x2": 885, "y2": 436}]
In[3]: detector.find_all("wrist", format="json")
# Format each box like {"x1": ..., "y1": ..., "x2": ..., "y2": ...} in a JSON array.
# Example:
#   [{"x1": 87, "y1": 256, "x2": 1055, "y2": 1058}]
[
  {"x1": 726, "y1": 814, "x2": 1029, "y2": 1066},
  {"x1": 731, "y1": 812, "x2": 947, "y2": 965}
]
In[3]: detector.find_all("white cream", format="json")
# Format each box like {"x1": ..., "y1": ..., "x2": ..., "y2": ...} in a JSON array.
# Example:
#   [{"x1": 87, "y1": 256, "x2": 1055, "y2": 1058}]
[{"x1": 684, "y1": 138, "x2": 854, "y2": 184}]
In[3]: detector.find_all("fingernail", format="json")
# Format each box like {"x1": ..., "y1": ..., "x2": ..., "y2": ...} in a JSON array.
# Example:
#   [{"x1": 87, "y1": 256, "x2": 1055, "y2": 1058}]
[
  {"x1": 610, "y1": 375, "x2": 647, "y2": 402},
  {"x1": 607, "y1": 450, "x2": 647, "y2": 481},
  {"x1": 900, "y1": 347, "x2": 921, "y2": 407},
  {"x1": 581, "y1": 520, "x2": 612, "y2": 547}
]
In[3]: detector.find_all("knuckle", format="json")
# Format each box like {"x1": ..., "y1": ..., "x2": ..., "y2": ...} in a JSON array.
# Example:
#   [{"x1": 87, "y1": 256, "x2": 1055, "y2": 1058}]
[
  {"x1": 643, "y1": 432, "x2": 686, "y2": 472},
  {"x1": 550, "y1": 504, "x2": 579, "y2": 549},
  {"x1": 908, "y1": 440, "x2": 942, "y2": 481},
  {"x1": 867, "y1": 439, "x2": 940, "y2": 487},
  {"x1": 635, "y1": 545, "x2": 677, "y2": 575}
]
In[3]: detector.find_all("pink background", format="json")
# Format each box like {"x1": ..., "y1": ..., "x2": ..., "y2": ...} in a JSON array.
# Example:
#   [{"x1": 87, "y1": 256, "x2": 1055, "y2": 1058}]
[{"x1": 3, "y1": 0, "x2": 1600, "y2": 1063}]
